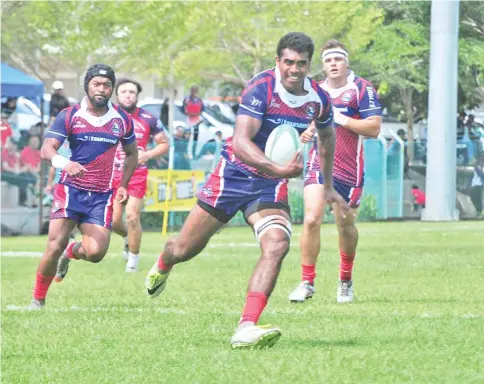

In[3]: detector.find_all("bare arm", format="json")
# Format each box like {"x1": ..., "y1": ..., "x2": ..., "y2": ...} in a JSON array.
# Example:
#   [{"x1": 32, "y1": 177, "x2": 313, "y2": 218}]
[
  {"x1": 335, "y1": 110, "x2": 381, "y2": 138},
  {"x1": 46, "y1": 166, "x2": 56, "y2": 186},
  {"x1": 316, "y1": 124, "x2": 336, "y2": 189},
  {"x1": 120, "y1": 141, "x2": 139, "y2": 189},
  {"x1": 232, "y1": 114, "x2": 282, "y2": 177},
  {"x1": 40, "y1": 138, "x2": 62, "y2": 162},
  {"x1": 143, "y1": 132, "x2": 170, "y2": 161}
]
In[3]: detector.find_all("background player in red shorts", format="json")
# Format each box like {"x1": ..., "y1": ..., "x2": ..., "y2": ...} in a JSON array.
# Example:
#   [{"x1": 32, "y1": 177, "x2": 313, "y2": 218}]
[
  {"x1": 145, "y1": 33, "x2": 349, "y2": 349},
  {"x1": 289, "y1": 40, "x2": 382, "y2": 304},
  {"x1": 112, "y1": 79, "x2": 169, "y2": 272},
  {"x1": 28, "y1": 64, "x2": 139, "y2": 310}
]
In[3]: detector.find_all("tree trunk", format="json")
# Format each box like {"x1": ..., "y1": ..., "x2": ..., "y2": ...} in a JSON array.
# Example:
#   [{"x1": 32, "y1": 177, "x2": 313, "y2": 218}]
[{"x1": 401, "y1": 87, "x2": 415, "y2": 161}]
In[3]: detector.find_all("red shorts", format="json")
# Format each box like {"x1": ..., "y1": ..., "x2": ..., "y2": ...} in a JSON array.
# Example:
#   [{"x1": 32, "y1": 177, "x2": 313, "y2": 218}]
[{"x1": 113, "y1": 169, "x2": 148, "y2": 199}]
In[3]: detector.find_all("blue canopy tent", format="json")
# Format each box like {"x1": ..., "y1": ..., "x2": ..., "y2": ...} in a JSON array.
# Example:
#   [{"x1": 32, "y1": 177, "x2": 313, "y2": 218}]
[
  {"x1": 1, "y1": 63, "x2": 46, "y2": 234},
  {"x1": 1, "y1": 62, "x2": 44, "y2": 99}
]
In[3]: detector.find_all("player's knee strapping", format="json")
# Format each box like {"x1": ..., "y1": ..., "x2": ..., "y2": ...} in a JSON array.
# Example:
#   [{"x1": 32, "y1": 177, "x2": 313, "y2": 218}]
[{"x1": 253, "y1": 215, "x2": 292, "y2": 243}]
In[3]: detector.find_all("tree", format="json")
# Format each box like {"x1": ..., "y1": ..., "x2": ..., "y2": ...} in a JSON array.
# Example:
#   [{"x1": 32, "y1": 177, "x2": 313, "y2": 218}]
[{"x1": 358, "y1": 1, "x2": 484, "y2": 157}]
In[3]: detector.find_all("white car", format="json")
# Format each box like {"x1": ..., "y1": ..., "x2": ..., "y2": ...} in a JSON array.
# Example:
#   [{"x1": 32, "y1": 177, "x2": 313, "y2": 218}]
[
  {"x1": 137, "y1": 98, "x2": 234, "y2": 156},
  {"x1": 7, "y1": 94, "x2": 77, "y2": 133}
]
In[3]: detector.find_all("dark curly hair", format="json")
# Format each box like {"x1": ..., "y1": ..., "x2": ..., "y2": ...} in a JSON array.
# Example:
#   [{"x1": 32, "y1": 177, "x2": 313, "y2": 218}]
[{"x1": 277, "y1": 32, "x2": 315, "y2": 61}]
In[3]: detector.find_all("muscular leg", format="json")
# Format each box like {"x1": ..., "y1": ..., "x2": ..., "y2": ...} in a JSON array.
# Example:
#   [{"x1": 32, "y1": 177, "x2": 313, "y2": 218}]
[
  {"x1": 333, "y1": 204, "x2": 359, "y2": 303},
  {"x1": 235, "y1": 208, "x2": 291, "y2": 328},
  {"x1": 33, "y1": 218, "x2": 77, "y2": 301},
  {"x1": 299, "y1": 184, "x2": 326, "y2": 284},
  {"x1": 333, "y1": 204, "x2": 359, "y2": 275},
  {"x1": 160, "y1": 204, "x2": 225, "y2": 268},
  {"x1": 246, "y1": 208, "x2": 291, "y2": 296},
  {"x1": 125, "y1": 196, "x2": 143, "y2": 254},
  {"x1": 111, "y1": 198, "x2": 128, "y2": 238},
  {"x1": 71, "y1": 223, "x2": 111, "y2": 263}
]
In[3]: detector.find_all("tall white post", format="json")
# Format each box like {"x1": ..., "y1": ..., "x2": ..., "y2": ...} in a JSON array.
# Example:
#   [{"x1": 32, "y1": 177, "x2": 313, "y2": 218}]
[{"x1": 422, "y1": 0, "x2": 460, "y2": 221}]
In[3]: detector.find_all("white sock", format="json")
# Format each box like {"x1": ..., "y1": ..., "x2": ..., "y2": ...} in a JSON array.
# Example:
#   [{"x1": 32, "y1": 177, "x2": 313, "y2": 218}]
[{"x1": 127, "y1": 252, "x2": 139, "y2": 269}]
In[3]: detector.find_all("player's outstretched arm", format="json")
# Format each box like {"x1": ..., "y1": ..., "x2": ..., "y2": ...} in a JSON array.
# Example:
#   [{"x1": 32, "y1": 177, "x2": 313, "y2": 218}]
[{"x1": 232, "y1": 115, "x2": 300, "y2": 178}]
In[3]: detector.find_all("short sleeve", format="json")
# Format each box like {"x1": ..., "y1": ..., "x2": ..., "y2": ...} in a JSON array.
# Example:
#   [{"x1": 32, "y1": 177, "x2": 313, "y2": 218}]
[
  {"x1": 44, "y1": 109, "x2": 68, "y2": 144},
  {"x1": 237, "y1": 77, "x2": 269, "y2": 121},
  {"x1": 358, "y1": 80, "x2": 382, "y2": 119},
  {"x1": 121, "y1": 115, "x2": 136, "y2": 146},
  {"x1": 315, "y1": 87, "x2": 333, "y2": 130}
]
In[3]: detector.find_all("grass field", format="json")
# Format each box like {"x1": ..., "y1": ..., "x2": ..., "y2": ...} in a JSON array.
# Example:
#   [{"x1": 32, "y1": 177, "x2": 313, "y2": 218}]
[{"x1": 2, "y1": 221, "x2": 484, "y2": 383}]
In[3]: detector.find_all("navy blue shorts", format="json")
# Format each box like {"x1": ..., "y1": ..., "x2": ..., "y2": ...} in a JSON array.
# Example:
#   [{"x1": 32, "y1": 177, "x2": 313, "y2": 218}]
[
  {"x1": 50, "y1": 184, "x2": 114, "y2": 229},
  {"x1": 197, "y1": 158, "x2": 290, "y2": 223},
  {"x1": 304, "y1": 151, "x2": 363, "y2": 208}
]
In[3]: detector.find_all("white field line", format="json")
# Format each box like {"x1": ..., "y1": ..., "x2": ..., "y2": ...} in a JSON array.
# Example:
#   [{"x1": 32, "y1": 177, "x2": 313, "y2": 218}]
[{"x1": 3, "y1": 305, "x2": 481, "y2": 319}]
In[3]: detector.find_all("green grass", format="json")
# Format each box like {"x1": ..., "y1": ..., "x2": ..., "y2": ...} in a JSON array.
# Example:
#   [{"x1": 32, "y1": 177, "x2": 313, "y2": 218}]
[{"x1": 2, "y1": 221, "x2": 484, "y2": 383}]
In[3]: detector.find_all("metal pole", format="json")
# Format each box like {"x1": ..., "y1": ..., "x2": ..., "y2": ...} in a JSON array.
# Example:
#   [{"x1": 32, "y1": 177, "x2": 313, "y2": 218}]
[
  {"x1": 39, "y1": 96, "x2": 45, "y2": 234},
  {"x1": 422, "y1": 0, "x2": 460, "y2": 221}
]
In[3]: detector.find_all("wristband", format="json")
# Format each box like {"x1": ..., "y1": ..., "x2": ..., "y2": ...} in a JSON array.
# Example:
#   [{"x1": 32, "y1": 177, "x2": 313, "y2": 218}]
[{"x1": 52, "y1": 154, "x2": 70, "y2": 169}]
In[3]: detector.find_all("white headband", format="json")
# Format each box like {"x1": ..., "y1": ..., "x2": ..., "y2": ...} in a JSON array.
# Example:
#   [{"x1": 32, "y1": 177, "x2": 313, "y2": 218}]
[{"x1": 321, "y1": 48, "x2": 349, "y2": 63}]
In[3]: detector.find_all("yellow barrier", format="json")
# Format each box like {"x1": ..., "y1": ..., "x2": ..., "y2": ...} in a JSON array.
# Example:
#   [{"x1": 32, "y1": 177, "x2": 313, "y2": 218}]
[{"x1": 144, "y1": 169, "x2": 206, "y2": 235}]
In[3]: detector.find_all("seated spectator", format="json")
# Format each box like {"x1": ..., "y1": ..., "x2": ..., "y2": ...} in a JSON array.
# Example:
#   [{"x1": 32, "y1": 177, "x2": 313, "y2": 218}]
[
  {"x1": 196, "y1": 131, "x2": 224, "y2": 160},
  {"x1": 411, "y1": 184, "x2": 426, "y2": 212},
  {"x1": 20, "y1": 135, "x2": 41, "y2": 205},
  {"x1": 20, "y1": 135, "x2": 41, "y2": 174},
  {"x1": 1, "y1": 140, "x2": 37, "y2": 206}
]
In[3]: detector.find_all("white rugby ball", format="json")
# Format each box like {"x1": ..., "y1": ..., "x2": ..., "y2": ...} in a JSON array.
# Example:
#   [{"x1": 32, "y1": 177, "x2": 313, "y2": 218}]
[{"x1": 265, "y1": 124, "x2": 302, "y2": 166}]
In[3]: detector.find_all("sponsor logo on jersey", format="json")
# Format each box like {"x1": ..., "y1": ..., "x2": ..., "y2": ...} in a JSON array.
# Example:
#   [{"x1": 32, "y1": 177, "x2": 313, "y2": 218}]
[
  {"x1": 251, "y1": 97, "x2": 262, "y2": 107},
  {"x1": 342, "y1": 92, "x2": 352, "y2": 103},
  {"x1": 112, "y1": 122, "x2": 120, "y2": 135},
  {"x1": 366, "y1": 86, "x2": 376, "y2": 108},
  {"x1": 202, "y1": 187, "x2": 213, "y2": 196},
  {"x1": 306, "y1": 105, "x2": 315, "y2": 119},
  {"x1": 270, "y1": 99, "x2": 281, "y2": 109}
]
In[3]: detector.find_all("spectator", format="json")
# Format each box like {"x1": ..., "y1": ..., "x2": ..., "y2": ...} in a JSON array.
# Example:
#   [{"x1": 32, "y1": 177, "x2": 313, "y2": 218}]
[
  {"x1": 411, "y1": 184, "x2": 426, "y2": 212},
  {"x1": 470, "y1": 152, "x2": 484, "y2": 219},
  {"x1": 465, "y1": 114, "x2": 480, "y2": 141},
  {"x1": 1, "y1": 97, "x2": 17, "y2": 118},
  {"x1": 1, "y1": 111, "x2": 13, "y2": 148},
  {"x1": 173, "y1": 125, "x2": 191, "y2": 170},
  {"x1": 196, "y1": 131, "x2": 224, "y2": 160},
  {"x1": 183, "y1": 85, "x2": 204, "y2": 157},
  {"x1": 1, "y1": 140, "x2": 36, "y2": 206},
  {"x1": 160, "y1": 97, "x2": 169, "y2": 128},
  {"x1": 388, "y1": 129, "x2": 409, "y2": 177},
  {"x1": 49, "y1": 80, "x2": 70, "y2": 125},
  {"x1": 20, "y1": 135, "x2": 41, "y2": 205}
]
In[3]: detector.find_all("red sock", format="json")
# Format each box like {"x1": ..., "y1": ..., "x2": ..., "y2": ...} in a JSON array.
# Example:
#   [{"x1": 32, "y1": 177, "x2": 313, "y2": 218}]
[
  {"x1": 33, "y1": 272, "x2": 54, "y2": 300},
  {"x1": 66, "y1": 242, "x2": 78, "y2": 260},
  {"x1": 239, "y1": 292, "x2": 268, "y2": 325},
  {"x1": 340, "y1": 251, "x2": 355, "y2": 281},
  {"x1": 157, "y1": 253, "x2": 173, "y2": 272},
  {"x1": 302, "y1": 264, "x2": 316, "y2": 285}
]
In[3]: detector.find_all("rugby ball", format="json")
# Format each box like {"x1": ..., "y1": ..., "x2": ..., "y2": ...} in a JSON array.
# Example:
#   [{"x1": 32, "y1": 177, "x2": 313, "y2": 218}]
[{"x1": 265, "y1": 124, "x2": 302, "y2": 166}]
